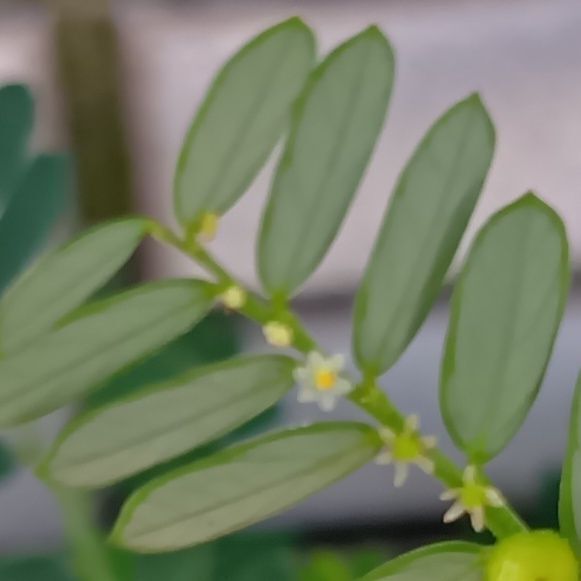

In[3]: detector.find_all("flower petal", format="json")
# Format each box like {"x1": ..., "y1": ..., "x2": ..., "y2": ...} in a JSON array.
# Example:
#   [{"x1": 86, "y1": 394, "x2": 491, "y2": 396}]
[
  {"x1": 319, "y1": 395, "x2": 337, "y2": 412},
  {"x1": 415, "y1": 457, "x2": 435, "y2": 474},
  {"x1": 470, "y1": 506, "x2": 485, "y2": 532},
  {"x1": 379, "y1": 427, "x2": 395, "y2": 442},
  {"x1": 394, "y1": 463, "x2": 409, "y2": 488},
  {"x1": 440, "y1": 489, "x2": 459, "y2": 502},
  {"x1": 375, "y1": 450, "x2": 393, "y2": 466},
  {"x1": 485, "y1": 488, "x2": 504, "y2": 508},
  {"x1": 335, "y1": 378, "x2": 353, "y2": 396},
  {"x1": 297, "y1": 388, "x2": 316, "y2": 403},
  {"x1": 443, "y1": 501, "x2": 465, "y2": 524},
  {"x1": 328, "y1": 353, "x2": 345, "y2": 371},
  {"x1": 405, "y1": 414, "x2": 420, "y2": 432},
  {"x1": 307, "y1": 351, "x2": 325, "y2": 368},
  {"x1": 421, "y1": 436, "x2": 437, "y2": 449}
]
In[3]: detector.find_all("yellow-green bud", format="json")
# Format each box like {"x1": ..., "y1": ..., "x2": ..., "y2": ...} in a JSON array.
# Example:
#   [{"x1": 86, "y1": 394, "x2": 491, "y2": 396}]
[{"x1": 486, "y1": 530, "x2": 578, "y2": 581}]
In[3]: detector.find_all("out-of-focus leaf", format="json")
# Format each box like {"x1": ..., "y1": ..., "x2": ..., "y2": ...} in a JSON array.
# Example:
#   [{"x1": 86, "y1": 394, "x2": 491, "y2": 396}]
[
  {"x1": 559, "y1": 372, "x2": 581, "y2": 556},
  {"x1": 0, "y1": 280, "x2": 213, "y2": 426},
  {"x1": 0, "y1": 84, "x2": 34, "y2": 209},
  {"x1": 137, "y1": 546, "x2": 216, "y2": 581},
  {"x1": 0, "y1": 154, "x2": 69, "y2": 294},
  {"x1": 0, "y1": 555, "x2": 73, "y2": 581},
  {"x1": 360, "y1": 542, "x2": 483, "y2": 580},
  {"x1": 353, "y1": 95, "x2": 495, "y2": 375},
  {"x1": 111, "y1": 423, "x2": 381, "y2": 552},
  {"x1": 43, "y1": 355, "x2": 296, "y2": 488},
  {"x1": 213, "y1": 535, "x2": 296, "y2": 581},
  {"x1": 440, "y1": 194, "x2": 570, "y2": 462},
  {"x1": 0, "y1": 441, "x2": 15, "y2": 483},
  {"x1": 258, "y1": 26, "x2": 394, "y2": 298},
  {"x1": 0, "y1": 217, "x2": 149, "y2": 353},
  {"x1": 174, "y1": 18, "x2": 315, "y2": 228},
  {"x1": 300, "y1": 551, "x2": 352, "y2": 581}
]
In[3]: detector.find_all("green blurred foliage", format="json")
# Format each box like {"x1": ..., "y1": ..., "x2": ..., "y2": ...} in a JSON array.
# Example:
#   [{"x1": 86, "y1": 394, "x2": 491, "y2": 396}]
[{"x1": 0, "y1": 555, "x2": 73, "y2": 581}]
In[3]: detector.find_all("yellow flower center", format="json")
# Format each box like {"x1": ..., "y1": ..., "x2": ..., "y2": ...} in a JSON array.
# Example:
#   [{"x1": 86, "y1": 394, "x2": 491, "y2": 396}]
[
  {"x1": 198, "y1": 212, "x2": 219, "y2": 242},
  {"x1": 392, "y1": 434, "x2": 422, "y2": 462},
  {"x1": 486, "y1": 530, "x2": 578, "y2": 581},
  {"x1": 460, "y1": 483, "x2": 488, "y2": 509},
  {"x1": 315, "y1": 369, "x2": 337, "y2": 390}
]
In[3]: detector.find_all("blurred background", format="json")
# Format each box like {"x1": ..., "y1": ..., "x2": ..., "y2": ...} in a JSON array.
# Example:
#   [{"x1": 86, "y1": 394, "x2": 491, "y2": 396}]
[{"x1": 0, "y1": 0, "x2": 580, "y2": 578}]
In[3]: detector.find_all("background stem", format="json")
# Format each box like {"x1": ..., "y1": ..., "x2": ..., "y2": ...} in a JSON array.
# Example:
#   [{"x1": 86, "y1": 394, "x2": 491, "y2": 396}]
[{"x1": 52, "y1": 487, "x2": 118, "y2": 581}]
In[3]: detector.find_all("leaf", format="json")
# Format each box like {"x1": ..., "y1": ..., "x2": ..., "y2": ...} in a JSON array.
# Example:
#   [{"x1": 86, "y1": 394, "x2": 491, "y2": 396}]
[
  {"x1": 0, "y1": 555, "x2": 73, "y2": 581},
  {"x1": 258, "y1": 26, "x2": 394, "y2": 297},
  {"x1": 111, "y1": 423, "x2": 381, "y2": 552},
  {"x1": 0, "y1": 218, "x2": 150, "y2": 353},
  {"x1": 0, "y1": 441, "x2": 15, "y2": 483},
  {"x1": 42, "y1": 355, "x2": 296, "y2": 488},
  {"x1": 440, "y1": 194, "x2": 570, "y2": 462},
  {"x1": 0, "y1": 154, "x2": 69, "y2": 294},
  {"x1": 212, "y1": 535, "x2": 296, "y2": 581},
  {"x1": 0, "y1": 280, "x2": 213, "y2": 426},
  {"x1": 136, "y1": 546, "x2": 216, "y2": 581},
  {"x1": 360, "y1": 542, "x2": 483, "y2": 581},
  {"x1": 300, "y1": 551, "x2": 352, "y2": 581},
  {"x1": 559, "y1": 372, "x2": 581, "y2": 555},
  {"x1": 174, "y1": 17, "x2": 315, "y2": 228},
  {"x1": 0, "y1": 84, "x2": 34, "y2": 208},
  {"x1": 353, "y1": 95, "x2": 495, "y2": 375}
]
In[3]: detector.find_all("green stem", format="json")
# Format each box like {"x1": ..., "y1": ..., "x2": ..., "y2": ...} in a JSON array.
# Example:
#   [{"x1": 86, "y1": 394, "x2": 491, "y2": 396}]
[
  {"x1": 52, "y1": 487, "x2": 118, "y2": 581},
  {"x1": 153, "y1": 222, "x2": 528, "y2": 539},
  {"x1": 7, "y1": 423, "x2": 118, "y2": 581}
]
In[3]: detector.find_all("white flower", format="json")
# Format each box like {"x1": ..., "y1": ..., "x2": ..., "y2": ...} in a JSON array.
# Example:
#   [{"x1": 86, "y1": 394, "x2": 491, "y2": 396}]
[
  {"x1": 293, "y1": 352, "x2": 353, "y2": 412},
  {"x1": 375, "y1": 415, "x2": 437, "y2": 487},
  {"x1": 263, "y1": 321, "x2": 294, "y2": 348},
  {"x1": 220, "y1": 285, "x2": 247, "y2": 310},
  {"x1": 440, "y1": 465, "x2": 504, "y2": 533}
]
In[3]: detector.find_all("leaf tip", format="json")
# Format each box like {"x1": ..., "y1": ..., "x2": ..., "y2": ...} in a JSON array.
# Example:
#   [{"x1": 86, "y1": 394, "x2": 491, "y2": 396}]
[
  {"x1": 359, "y1": 24, "x2": 392, "y2": 51},
  {"x1": 513, "y1": 191, "x2": 564, "y2": 222}
]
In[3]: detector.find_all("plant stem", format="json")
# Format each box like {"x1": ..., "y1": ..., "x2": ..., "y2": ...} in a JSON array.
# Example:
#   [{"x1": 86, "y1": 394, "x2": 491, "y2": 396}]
[
  {"x1": 153, "y1": 223, "x2": 528, "y2": 539},
  {"x1": 52, "y1": 487, "x2": 118, "y2": 581}
]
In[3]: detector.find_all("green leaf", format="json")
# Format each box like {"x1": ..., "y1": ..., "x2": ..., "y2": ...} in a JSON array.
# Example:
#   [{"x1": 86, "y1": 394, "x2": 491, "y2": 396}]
[
  {"x1": 136, "y1": 546, "x2": 216, "y2": 581},
  {"x1": 174, "y1": 17, "x2": 315, "y2": 228},
  {"x1": 559, "y1": 372, "x2": 581, "y2": 555},
  {"x1": 258, "y1": 26, "x2": 394, "y2": 297},
  {"x1": 0, "y1": 555, "x2": 73, "y2": 581},
  {"x1": 0, "y1": 280, "x2": 213, "y2": 426},
  {"x1": 0, "y1": 154, "x2": 69, "y2": 294},
  {"x1": 42, "y1": 355, "x2": 296, "y2": 488},
  {"x1": 111, "y1": 422, "x2": 381, "y2": 552},
  {"x1": 0, "y1": 84, "x2": 34, "y2": 208},
  {"x1": 300, "y1": 551, "x2": 352, "y2": 581},
  {"x1": 0, "y1": 218, "x2": 149, "y2": 353},
  {"x1": 440, "y1": 194, "x2": 570, "y2": 462},
  {"x1": 353, "y1": 95, "x2": 495, "y2": 375},
  {"x1": 360, "y1": 542, "x2": 483, "y2": 580},
  {"x1": 0, "y1": 441, "x2": 15, "y2": 483},
  {"x1": 212, "y1": 535, "x2": 296, "y2": 581}
]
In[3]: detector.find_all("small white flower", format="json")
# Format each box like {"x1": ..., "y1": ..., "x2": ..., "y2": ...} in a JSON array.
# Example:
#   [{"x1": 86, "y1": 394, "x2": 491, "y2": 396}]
[
  {"x1": 293, "y1": 352, "x2": 353, "y2": 412},
  {"x1": 375, "y1": 415, "x2": 437, "y2": 487},
  {"x1": 220, "y1": 285, "x2": 247, "y2": 310},
  {"x1": 440, "y1": 465, "x2": 504, "y2": 533},
  {"x1": 263, "y1": 321, "x2": 294, "y2": 348}
]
